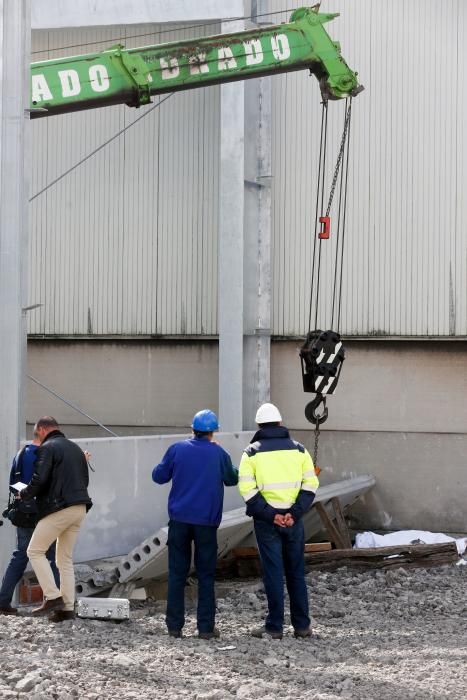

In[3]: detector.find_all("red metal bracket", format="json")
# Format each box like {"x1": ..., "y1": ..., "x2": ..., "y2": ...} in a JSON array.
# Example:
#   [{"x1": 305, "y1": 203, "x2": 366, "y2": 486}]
[{"x1": 318, "y1": 216, "x2": 330, "y2": 239}]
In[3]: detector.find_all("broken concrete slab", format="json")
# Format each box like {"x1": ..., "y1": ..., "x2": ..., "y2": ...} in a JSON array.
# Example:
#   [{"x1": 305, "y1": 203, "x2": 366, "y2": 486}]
[
  {"x1": 115, "y1": 476, "x2": 376, "y2": 585},
  {"x1": 116, "y1": 507, "x2": 253, "y2": 586}
]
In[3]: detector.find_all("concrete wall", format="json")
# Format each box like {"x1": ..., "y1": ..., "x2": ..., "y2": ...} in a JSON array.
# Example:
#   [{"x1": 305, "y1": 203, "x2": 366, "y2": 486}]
[
  {"x1": 295, "y1": 430, "x2": 467, "y2": 535},
  {"x1": 69, "y1": 432, "x2": 249, "y2": 563},
  {"x1": 276, "y1": 339, "x2": 467, "y2": 534},
  {"x1": 29, "y1": 425, "x2": 466, "y2": 563},
  {"x1": 26, "y1": 339, "x2": 467, "y2": 535},
  {"x1": 27, "y1": 340, "x2": 218, "y2": 434},
  {"x1": 273, "y1": 340, "x2": 467, "y2": 434}
]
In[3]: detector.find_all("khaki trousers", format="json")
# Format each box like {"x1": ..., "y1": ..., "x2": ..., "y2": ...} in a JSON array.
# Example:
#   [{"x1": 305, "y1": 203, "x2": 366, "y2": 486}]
[{"x1": 27, "y1": 504, "x2": 86, "y2": 611}]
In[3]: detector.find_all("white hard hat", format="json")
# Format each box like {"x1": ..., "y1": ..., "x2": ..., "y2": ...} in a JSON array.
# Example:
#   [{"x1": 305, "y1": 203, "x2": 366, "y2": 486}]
[{"x1": 255, "y1": 403, "x2": 282, "y2": 424}]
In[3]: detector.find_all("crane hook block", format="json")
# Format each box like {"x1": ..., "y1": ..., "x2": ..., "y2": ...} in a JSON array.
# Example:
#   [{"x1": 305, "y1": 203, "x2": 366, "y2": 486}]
[
  {"x1": 299, "y1": 329, "x2": 345, "y2": 396},
  {"x1": 318, "y1": 216, "x2": 330, "y2": 239}
]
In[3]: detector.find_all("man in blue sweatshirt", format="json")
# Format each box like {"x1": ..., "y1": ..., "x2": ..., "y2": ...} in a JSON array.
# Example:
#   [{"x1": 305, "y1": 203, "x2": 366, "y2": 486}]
[
  {"x1": 0, "y1": 440, "x2": 59, "y2": 615},
  {"x1": 152, "y1": 409, "x2": 238, "y2": 640}
]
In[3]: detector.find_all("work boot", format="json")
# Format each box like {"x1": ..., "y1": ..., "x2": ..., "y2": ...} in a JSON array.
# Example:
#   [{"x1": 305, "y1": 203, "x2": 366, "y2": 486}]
[
  {"x1": 0, "y1": 605, "x2": 18, "y2": 616},
  {"x1": 198, "y1": 628, "x2": 220, "y2": 640},
  {"x1": 168, "y1": 629, "x2": 182, "y2": 638},
  {"x1": 250, "y1": 626, "x2": 283, "y2": 640},
  {"x1": 294, "y1": 626, "x2": 314, "y2": 639},
  {"x1": 48, "y1": 610, "x2": 76, "y2": 623},
  {"x1": 32, "y1": 596, "x2": 65, "y2": 616}
]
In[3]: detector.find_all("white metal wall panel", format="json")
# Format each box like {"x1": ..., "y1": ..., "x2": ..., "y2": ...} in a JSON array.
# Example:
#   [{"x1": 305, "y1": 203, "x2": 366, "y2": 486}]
[
  {"x1": 29, "y1": 3, "x2": 466, "y2": 338},
  {"x1": 457, "y1": 1, "x2": 467, "y2": 336},
  {"x1": 270, "y1": 0, "x2": 466, "y2": 336},
  {"x1": 29, "y1": 23, "x2": 219, "y2": 336}
]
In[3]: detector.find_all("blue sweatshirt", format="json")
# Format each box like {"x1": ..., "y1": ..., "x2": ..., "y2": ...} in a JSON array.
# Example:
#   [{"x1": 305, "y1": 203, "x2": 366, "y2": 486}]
[
  {"x1": 10, "y1": 444, "x2": 38, "y2": 486},
  {"x1": 10, "y1": 444, "x2": 39, "y2": 516},
  {"x1": 152, "y1": 437, "x2": 239, "y2": 527}
]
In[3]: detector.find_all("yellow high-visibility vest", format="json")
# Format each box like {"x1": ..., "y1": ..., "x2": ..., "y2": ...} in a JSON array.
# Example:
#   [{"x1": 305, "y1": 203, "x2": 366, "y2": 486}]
[{"x1": 239, "y1": 434, "x2": 318, "y2": 509}]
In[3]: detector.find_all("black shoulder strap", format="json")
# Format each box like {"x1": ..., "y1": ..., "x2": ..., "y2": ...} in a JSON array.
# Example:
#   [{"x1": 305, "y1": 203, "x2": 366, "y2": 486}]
[{"x1": 11, "y1": 446, "x2": 26, "y2": 482}]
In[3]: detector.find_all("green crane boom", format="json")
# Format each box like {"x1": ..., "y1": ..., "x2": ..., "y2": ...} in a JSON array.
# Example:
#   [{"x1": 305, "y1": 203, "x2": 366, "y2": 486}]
[{"x1": 30, "y1": 7, "x2": 361, "y2": 118}]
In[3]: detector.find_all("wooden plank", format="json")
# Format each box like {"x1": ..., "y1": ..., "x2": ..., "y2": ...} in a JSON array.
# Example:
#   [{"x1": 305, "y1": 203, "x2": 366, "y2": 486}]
[
  {"x1": 305, "y1": 542, "x2": 459, "y2": 571},
  {"x1": 330, "y1": 497, "x2": 352, "y2": 549},
  {"x1": 236, "y1": 559, "x2": 262, "y2": 577},
  {"x1": 233, "y1": 542, "x2": 332, "y2": 560},
  {"x1": 308, "y1": 543, "x2": 458, "y2": 559},
  {"x1": 315, "y1": 502, "x2": 347, "y2": 549},
  {"x1": 304, "y1": 542, "x2": 332, "y2": 553},
  {"x1": 233, "y1": 546, "x2": 259, "y2": 559}
]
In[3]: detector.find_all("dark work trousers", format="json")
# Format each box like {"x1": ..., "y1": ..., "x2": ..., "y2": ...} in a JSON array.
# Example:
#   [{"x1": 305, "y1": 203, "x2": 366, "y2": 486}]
[
  {"x1": 166, "y1": 520, "x2": 218, "y2": 633},
  {"x1": 254, "y1": 518, "x2": 310, "y2": 633},
  {"x1": 0, "y1": 526, "x2": 60, "y2": 608}
]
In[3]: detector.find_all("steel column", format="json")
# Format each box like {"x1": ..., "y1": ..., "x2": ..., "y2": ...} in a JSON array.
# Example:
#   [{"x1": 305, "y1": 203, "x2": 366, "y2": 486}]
[
  {"x1": 242, "y1": 1, "x2": 272, "y2": 429},
  {"x1": 243, "y1": 69, "x2": 272, "y2": 429},
  {"x1": 0, "y1": 0, "x2": 30, "y2": 573},
  {"x1": 218, "y1": 20, "x2": 245, "y2": 432}
]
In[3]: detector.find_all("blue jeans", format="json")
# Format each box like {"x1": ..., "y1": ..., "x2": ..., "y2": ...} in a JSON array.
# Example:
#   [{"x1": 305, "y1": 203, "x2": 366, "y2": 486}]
[
  {"x1": 0, "y1": 527, "x2": 59, "y2": 608},
  {"x1": 166, "y1": 520, "x2": 218, "y2": 633},
  {"x1": 254, "y1": 518, "x2": 310, "y2": 633}
]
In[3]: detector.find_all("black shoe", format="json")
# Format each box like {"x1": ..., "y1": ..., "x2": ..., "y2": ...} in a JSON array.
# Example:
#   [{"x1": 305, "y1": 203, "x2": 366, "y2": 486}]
[
  {"x1": 198, "y1": 628, "x2": 220, "y2": 640},
  {"x1": 168, "y1": 629, "x2": 182, "y2": 638},
  {"x1": 32, "y1": 596, "x2": 65, "y2": 616},
  {"x1": 251, "y1": 626, "x2": 283, "y2": 640},
  {"x1": 294, "y1": 627, "x2": 314, "y2": 639},
  {"x1": 0, "y1": 605, "x2": 18, "y2": 616},
  {"x1": 48, "y1": 610, "x2": 76, "y2": 623}
]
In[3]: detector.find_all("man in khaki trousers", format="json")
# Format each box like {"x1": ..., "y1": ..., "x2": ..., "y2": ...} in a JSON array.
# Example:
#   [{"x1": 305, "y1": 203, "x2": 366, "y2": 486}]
[{"x1": 20, "y1": 417, "x2": 92, "y2": 621}]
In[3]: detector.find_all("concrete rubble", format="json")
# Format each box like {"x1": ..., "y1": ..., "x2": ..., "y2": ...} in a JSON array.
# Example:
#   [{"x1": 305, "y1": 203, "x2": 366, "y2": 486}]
[
  {"x1": 1, "y1": 563, "x2": 466, "y2": 698},
  {"x1": 74, "y1": 563, "x2": 119, "y2": 597}
]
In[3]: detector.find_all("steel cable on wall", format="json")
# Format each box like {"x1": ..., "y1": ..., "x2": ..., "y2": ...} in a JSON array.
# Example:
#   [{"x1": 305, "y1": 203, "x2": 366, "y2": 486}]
[{"x1": 29, "y1": 94, "x2": 174, "y2": 202}]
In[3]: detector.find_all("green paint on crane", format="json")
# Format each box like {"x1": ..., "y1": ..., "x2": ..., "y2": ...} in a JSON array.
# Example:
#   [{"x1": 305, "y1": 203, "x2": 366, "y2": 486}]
[{"x1": 30, "y1": 7, "x2": 362, "y2": 118}]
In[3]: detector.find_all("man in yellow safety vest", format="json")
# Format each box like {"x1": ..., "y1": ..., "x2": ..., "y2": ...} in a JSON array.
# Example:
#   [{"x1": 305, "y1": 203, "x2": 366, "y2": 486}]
[{"x1": 239, "y1": 403, "x2": 319, "y2": 639}]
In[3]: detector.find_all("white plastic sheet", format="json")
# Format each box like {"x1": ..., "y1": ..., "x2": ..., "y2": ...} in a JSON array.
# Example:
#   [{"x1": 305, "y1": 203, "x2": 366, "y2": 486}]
[{"x1": 355, "y1": 530, "x2": 467, "y2": 556}]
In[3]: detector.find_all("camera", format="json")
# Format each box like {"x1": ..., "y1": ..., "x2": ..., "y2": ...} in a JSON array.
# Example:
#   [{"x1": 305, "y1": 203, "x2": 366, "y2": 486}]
[{"x1": 2, "y1": 506, "x2": 14, "y2": 522}]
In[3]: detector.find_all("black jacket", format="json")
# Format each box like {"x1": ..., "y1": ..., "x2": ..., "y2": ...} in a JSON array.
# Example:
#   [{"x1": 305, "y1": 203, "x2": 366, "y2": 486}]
[{"x1": 21, "y1": 431, "x2": 92, "y2": 520}]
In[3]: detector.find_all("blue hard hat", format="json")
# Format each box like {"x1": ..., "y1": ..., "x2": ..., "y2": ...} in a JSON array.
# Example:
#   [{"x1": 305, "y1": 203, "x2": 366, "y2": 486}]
[{"x1": 192, "y1": 409, "x2": 219, "y2": 432}]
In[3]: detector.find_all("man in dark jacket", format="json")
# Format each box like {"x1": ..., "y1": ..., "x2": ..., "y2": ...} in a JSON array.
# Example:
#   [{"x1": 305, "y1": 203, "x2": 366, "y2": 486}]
[
  {"x1": 20, "y1": 416, "x2": 92, "y2": 621},
  {"x1": 0, "y1": 440, "x2": 59, "y2": 615},
  {"x1": 152, "y1": 409, "x2": 238, "y2": 640},
  {"x1": 239, "y1": 403, "x2": 319, "y2": 640}
]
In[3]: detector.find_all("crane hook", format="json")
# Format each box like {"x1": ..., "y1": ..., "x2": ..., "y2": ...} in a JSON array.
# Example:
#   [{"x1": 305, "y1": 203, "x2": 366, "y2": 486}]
[{"x1": 304, "y1": 394, "x2": 328, "y2": 426}]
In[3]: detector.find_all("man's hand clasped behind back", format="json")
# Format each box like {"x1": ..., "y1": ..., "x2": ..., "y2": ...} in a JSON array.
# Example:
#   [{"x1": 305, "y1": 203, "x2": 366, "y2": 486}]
[{"x1": 273, "y1": 513, "x2": 295, "y2": 528}]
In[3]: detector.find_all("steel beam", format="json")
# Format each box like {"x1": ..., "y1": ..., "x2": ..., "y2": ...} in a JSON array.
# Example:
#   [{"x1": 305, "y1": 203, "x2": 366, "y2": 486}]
[{"x1": 0, "y1": 0, "x2": 30, "y2": 573}]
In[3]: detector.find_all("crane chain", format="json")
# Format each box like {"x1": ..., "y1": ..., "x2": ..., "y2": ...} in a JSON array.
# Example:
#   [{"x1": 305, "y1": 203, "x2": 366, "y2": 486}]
[
  {"x1": 325, "y1": 100, "x2": 352, "y2": 217},
  {"x1": 313, "y1": 423, "x2": 320, "y2": 469}
]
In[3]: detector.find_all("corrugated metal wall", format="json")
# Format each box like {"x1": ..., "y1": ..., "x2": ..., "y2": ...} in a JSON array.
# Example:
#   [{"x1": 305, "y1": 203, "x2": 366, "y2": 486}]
[
  {"x1": 270, "y1": 0, "x2": 467, "y2": 336},
  {"x1": 30, "y1": 23, "x2": 220, "y2": 336},
  {"x1": 30, "y1": 2, "x2": 467, "y2": 337}
]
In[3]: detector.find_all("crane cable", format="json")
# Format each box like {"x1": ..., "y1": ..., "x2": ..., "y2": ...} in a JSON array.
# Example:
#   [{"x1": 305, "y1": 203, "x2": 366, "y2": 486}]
[
  {"x1": 308, "y1": 97, "x2": 352, "y2": 334},
  {"x1": 30, "y1": 6, "x2": 303, "y2": 57},
  {"x1": 303, "y1": 97, "x2": 353, "y2": 468}
]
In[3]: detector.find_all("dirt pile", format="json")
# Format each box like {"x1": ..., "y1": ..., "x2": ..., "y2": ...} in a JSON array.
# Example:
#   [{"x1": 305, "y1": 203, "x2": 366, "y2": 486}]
[{"x1": 0, "y1": 564, "x2": 466, "y2": 699}]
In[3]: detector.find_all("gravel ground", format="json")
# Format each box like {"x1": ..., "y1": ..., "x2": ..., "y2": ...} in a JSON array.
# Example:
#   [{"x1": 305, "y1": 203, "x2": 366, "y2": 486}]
[{"x1": 1, "y1": 564, "x2": 466, "y2": 699}]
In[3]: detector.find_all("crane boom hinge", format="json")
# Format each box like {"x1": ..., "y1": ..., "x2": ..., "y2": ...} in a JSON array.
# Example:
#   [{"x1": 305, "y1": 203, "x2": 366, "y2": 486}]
[{"x1": 111, "y1": 47, "x2": 152, "y2": 108}]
